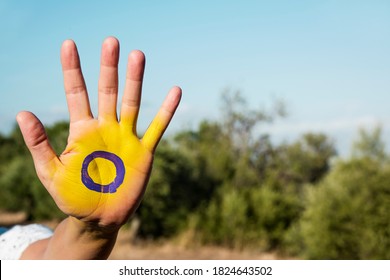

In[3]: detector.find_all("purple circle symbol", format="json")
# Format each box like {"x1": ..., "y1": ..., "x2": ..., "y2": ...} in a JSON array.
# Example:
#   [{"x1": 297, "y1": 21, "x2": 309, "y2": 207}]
[{"x1": 81, "y1": 151, "x2": 125, "y2": 193}]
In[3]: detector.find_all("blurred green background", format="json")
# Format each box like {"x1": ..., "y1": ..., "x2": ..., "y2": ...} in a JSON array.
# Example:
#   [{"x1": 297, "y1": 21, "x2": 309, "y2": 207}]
[{"x1": 1, "y1": 91, "x2": 389, "y2": 259}]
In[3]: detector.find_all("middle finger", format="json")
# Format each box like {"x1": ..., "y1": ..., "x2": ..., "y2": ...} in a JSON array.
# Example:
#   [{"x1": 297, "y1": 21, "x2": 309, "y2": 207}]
[{"x1": 98, "y1": 37, "x2": 120, "y2": 121}]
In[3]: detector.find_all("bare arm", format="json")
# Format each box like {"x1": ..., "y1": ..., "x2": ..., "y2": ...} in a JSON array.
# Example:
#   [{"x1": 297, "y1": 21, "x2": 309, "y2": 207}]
[{"x1": 21, "y1": 218, "x2": 117, "y2": 259}]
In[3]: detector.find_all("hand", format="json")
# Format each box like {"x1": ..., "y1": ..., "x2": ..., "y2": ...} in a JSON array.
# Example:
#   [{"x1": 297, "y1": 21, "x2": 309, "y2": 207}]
[{"x1": 17, "y1": 37, "x2": 182, "y2": 229}]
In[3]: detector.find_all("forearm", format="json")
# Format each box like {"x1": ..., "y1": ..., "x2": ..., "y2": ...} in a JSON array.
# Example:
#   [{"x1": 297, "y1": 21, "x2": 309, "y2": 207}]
[{"x1": 21, "y1": 217, "x2": 119, "y2": 259}]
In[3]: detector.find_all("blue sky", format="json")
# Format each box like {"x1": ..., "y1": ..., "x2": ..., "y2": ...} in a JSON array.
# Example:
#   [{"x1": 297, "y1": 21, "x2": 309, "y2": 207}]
[{"x1": 1, "y1": 0, "x2": 389, "y2": 156}]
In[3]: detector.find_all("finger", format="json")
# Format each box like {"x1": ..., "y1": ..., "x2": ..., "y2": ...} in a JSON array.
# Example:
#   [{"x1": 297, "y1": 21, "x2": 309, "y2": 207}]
[
  {"x1": 61, "y1": 40, "x2": 93, "y2": 123},
  {"x1": 142, "y1": 86, "x2": 182, "y2": 152},
  {"x1": 120, "y1": 50, "x2": 145, "y2": 130},
  {"x1": 98, "y1": 37, "x2": 120, "y2": 121},
  {"x1": 16, "y1": 111, "x2": 58, "y2": 186}
]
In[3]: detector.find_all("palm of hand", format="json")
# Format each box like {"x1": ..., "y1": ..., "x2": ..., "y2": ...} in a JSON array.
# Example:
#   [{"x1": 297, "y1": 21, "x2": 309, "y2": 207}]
[
  {"x1": 17, "y1": 37, "x2": 181, "y2": 228},
  {"x1": 50, "y1": 120, "x2": 152, "y2": 224}
]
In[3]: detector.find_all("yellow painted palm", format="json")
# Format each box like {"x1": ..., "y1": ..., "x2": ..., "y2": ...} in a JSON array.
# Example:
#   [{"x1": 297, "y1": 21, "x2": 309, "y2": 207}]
[
  {"x1": 49, "y1": 120, "x2": 153, "y2": 222},
  {"x1": 17, "y1": 37, "x2": 181, "y2": 228}
]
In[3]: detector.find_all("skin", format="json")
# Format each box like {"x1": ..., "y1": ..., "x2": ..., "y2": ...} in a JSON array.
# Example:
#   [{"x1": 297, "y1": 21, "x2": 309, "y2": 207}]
[{"x1": 17, "y1": 37, "x2": 182, "y2": 259}]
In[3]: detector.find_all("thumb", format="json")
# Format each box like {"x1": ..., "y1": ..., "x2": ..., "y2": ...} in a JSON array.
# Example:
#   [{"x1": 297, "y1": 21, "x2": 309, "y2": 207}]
[{"x1": 16, "y1": 111, "x2": 58, "y2": 182}]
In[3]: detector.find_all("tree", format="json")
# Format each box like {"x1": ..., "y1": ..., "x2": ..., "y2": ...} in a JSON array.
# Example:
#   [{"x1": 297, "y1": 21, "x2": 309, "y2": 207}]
[
  {"x1": 186, "y1": 90, "x2": 314, "y2": 249},
  {"x1": 269, "y1": 133, "x2": 336, "y2": 186},
  {"x1": 293, "y1": 128, "x2": 390, "y2": 259},
  {"x1": 352, "y1": 126, "x2": 386, "y2": 162},
  {"x1": 137, "y1": 139, "x2": 217, "y2": 237}
]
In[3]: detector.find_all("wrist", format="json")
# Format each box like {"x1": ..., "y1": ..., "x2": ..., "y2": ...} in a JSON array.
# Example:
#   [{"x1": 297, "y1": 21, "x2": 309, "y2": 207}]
[{"x1": 68, "y1": 216, "x2": 121, "y2": 239}]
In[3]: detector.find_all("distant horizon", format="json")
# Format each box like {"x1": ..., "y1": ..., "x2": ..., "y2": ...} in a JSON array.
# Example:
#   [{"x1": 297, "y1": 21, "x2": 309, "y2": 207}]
[{"x1": 2, "y1": 97, "x2": 386, "y2": 160}]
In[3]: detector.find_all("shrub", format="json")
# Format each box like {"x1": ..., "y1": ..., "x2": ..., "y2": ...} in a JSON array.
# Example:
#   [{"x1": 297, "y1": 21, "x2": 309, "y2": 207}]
[{"x1": 296, "y1": 158, "x2": 390, "y2": 259}]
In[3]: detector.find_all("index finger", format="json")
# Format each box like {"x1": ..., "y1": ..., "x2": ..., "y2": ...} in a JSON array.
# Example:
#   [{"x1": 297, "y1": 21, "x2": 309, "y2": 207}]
[{"x1": 61, "y1": 40, "x2": 93, "y2": 123}]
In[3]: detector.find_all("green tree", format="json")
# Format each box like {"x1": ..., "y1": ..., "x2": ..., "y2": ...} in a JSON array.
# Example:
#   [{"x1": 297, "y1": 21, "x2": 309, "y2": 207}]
[
  {"x1": 187, "y1": 91, "x2": 323, "y2": 250},
  {"x1": 352, "y1": 126, "x2": 385, "y2": 161},
  {"x1": 137, "y1": 139, "x2": 217, "y2": 238},
  {"x1": 269, "y1": 133, "x2": 336, "y2": 186},
  {"x1": 293, "y1": 128, "x2": 390, "y2": 259}
]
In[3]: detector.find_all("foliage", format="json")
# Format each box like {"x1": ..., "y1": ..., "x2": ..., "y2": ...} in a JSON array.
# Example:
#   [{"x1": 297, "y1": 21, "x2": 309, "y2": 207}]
[
  {"x1": 352, "y1": 126, "x2": 386, "y2": 161},
  {"x1": 137, "y1": 140, "x2": 215, "y2": 238},
  {"x1": 193, "y1": 183, "x2": 303, "y2": 250},
  {"x1": 288, "y1": 127, "x2": 390, "y2": 259},
  {"x1": 268, "y1": 133, "x2": 336, "y2": 187},
  {"x1": 1, "y1": 92, "x2": 388, "y2": 260},
  {"x1": 179, "y1": 90, "x2": 334, "y2": 251}
]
